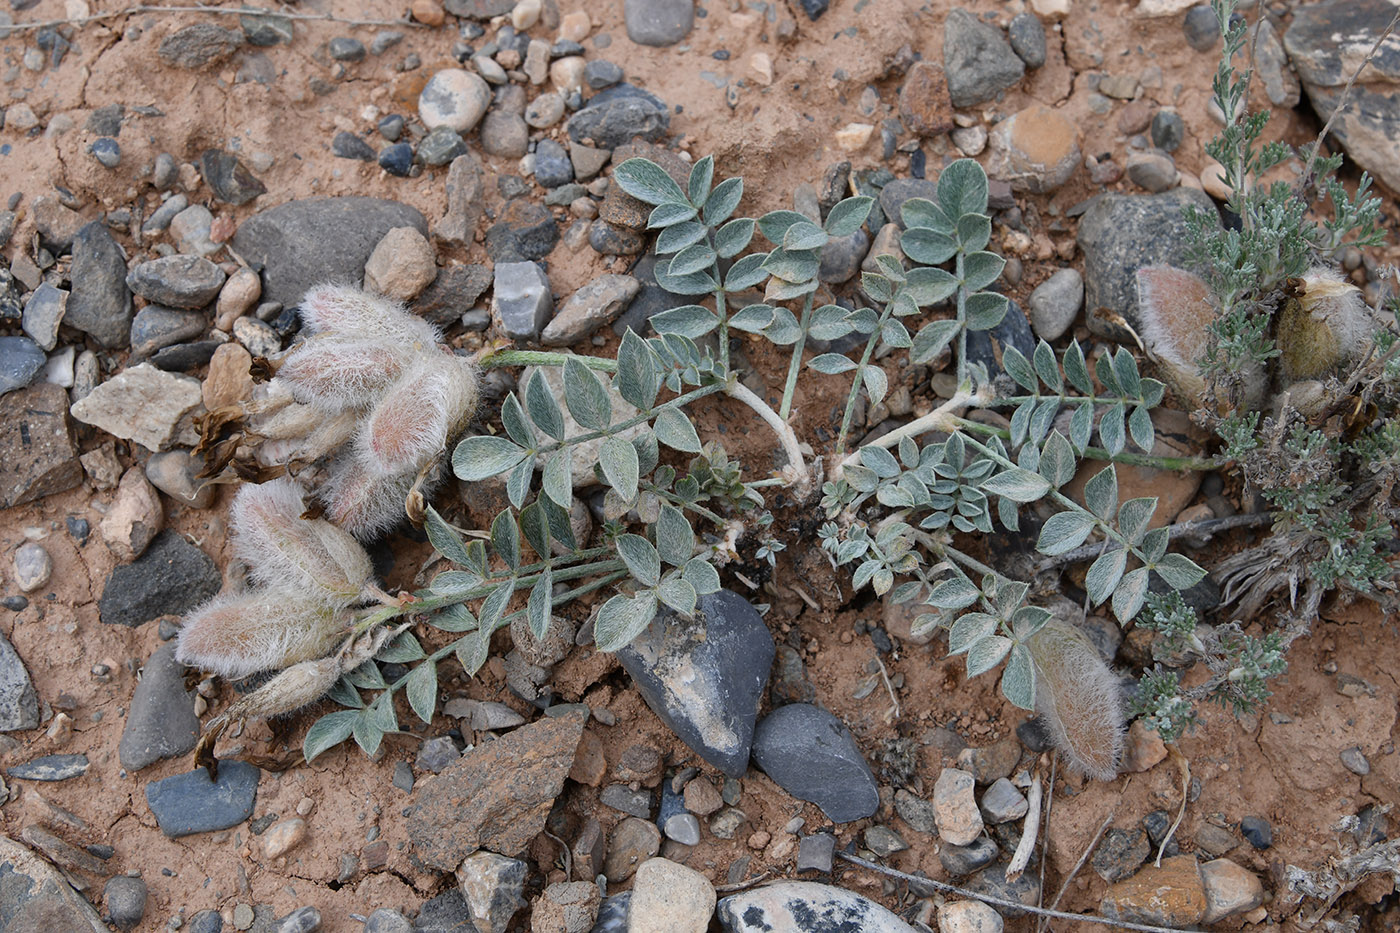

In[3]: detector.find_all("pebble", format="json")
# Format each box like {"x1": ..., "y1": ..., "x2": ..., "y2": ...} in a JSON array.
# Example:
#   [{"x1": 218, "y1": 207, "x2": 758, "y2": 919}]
[
  {"x1": 146, "y1": 449, "x2": 217, "y2": 509},
  {"x1": 1341, "y1": 746, "x2": 1370, "y2": 775},
  {"x1": 120, "y1": 642, "x2": 199, "y2": 771},
  {"x1": 151, "y1": 152, "x2": 180, "y2": 190},
  {"x1": 1240, "y1": 816, "x2": 1272, "y2": 850},
  {"x1": 456, "y1": 851, "x2": 526, "y2": 933},
  {"x1": 188, "y1": 909, "x2": 224, "y2": 933},
  {"x1": 1008, "y1": 12, "x2": 1047, "y2": 69},
  {"x1": 377, "y1": 114, "x2": 405, "y2": 141},
  {"x1": 419, "y1": 68, "x2": 492, "y2": 132},
  {"x1": 889, "y1": 789, "x2": 935, "y2": 835},
  {"x1": 104, "y1": 875, "x2": 147, "y2": 930},
  {"x1": 525, "y1": 93, "x2": 566, "y2": 130},
  {"x1": 230, "y1": 317, "x2": 278, "y2": 359},
  {"x1": 1183, "y1": 5, "x2": 1219, "y2": 51},
  {"x1": 540, "y1": 274, "x2": 638, "y2": 346},
  {"x1": 473, "y1": 53, "x2": 507, "y2": 84},
  {"x1": 66, "y1": 221, "x2": 133, "y2": 349},
  {"x1": 1101, "y1": 855, "x2": 1207, "y2": 927},
  {"x1": 89, "y1": 137, "x2": 121, "y2": 168},
  {"x1": 1100, "y1": 74, "x2": 1140, "y2": 100},
  {"x1": 940, "y1": 837, "x2": 1000, "y2": 876},
  {"x1": 1150, "y1": 109, "x2": 1185, "y2": 152},
  {"x1": 143, "y1": 194, "x2": 189, "y2": 233},
  {"x1": 796, "y1": 833, "x2": 836, "y2": 873},
  {"x1": 534, "y1": 138, "x2": 574, "y2": 188},
  {"x1": 1200, "y1": 858, "x2": 1264, "y2": 923},
  {"x1": 6, "y1": 753, "x2": 89, "y2": 781},
  {"x1": 624, "y1": 0, "x2": 693, "y2": 46},
  {"x1": 201, "y1": 149, "x2": 266, "y2": 206},
  {"x1": 1027, "y1": 267, "x2": 1083, "y2": 341},
  {"x1": 101, "y1": 465, "x2": 164, "y2": 563},
  {"x1": 601, "y1": 784, "x2": 652, "y2": 818},
  {"x1": 986, "y1": 104, "x2": 1080, "y2": 193},
  {"x1": 0, "y1": 837, "x2": 108, "y2": 928},
  {"x1": 129, "y1": 256, "x2": 227, "y2": 310},
  {"x1": 1194, "y1": 823, "x2": 1239, "y2": 857},
  {"x1": 1126, "y1": 150, "x2": 1178, "y2": 193},
  {"x1": 98, "y1": 530, "x2": 220, "y2": 626},
  {"x1": 585, "y1": 59, "x2": 623, "y2": 89},
  {"x1": 629, "y1": 858, "x2": 715, "y2": 933},
  {"x1": 588, "y1": 221, "x2": 642, "y2": 256},
  {"x1": 486, "y1": 199, "x2": 559, "y2": 261},
  {"x1": 980, "y1": 777, "x2": 1029, "y2": 823},
  {"x1": 328, "y1": 37, "x2": 365, "y2": 61},
  {"x1": 952, "y1": 125, "x2": 988, "y2": 157},
  {"x1": 604, "y1": 816, "x2": 661, "y2": 882},
  {"x1": 567, "y1": 84, "x2": 670, "y2": 148},
  {"x1": 940, "y1": 901, "x2": 1003, "y2": 933},
  {"x1": 259, "y1": 818, "x2": 307, "y2": 859},
  {"x1": 944, "y1": 8, "x2": 1025, "y2": 107},
  {"x1": 159, "y1": 23, "x2": 243, "y2": 68},
  {"x1": 129, "y1": 307, "x2": 207, "y2": 358},
  {"x1": 276, "y1": 906, "x2": 321, "y2": 933},
  {"x1": 524, "y1": 39, "x2": 551, "y2": 84},
  {"x1": 718, "y1": 882, "x2": 917, "y2": 933},
  {"x1": 415, "y1": 736, "x2": 460, "y2": 774},
  {"x1": 332, "y1": 131, "x2": 376, "y2": 161},
  {"x1": 362, "y1": 909, "x2": 411, "y2": 933},
  {"x1": 933, "y1": 768, "x2": 983, "y2": 846},
  {"x1": 1120, "y1": 719, "x2": 1168, "y2": 772},
  {"x1": 662, "y1": 811, "x2": 701, "y2": 846},
  {"x1": 70, "y1": 363, "x2": 201, "y2": 452},
  {"x1": 752, "y1": 703, "x2": 878, "y2": 823},
  {"x1": 491, "y1": 261, "x2": 554, "y2": 341},
  {"x1": 362, "y1": 226, "x2": 437, "y2": 302},
  {"x1": 818, "y1": 230, "x2": 871, "y2": 284},
  {"x1": 1093, "y1": 827, "x2": 1151, "y2": 882},
  {"x1": 417, "y1": 126, "x2": 468, "y2": 166},
  {"x1": 215, "y1": 267, "x2": 262, "y2": 331},
  {"x1": 171, "y1": 205, "x2": 218, "y2": 257},
  {"x1": 414, "y1": 890, "x2": 475, "y2": 933},
  {"x1": 549, "y1": 56, "x2": 587, "y2": 95},
  {"x1": 233, "y1": 904, "x2": 255, "y2": 930},
  {"x1": 532, "y1": 881, "x2": 599, "y2": 933},
  {"x1": 378, "y1": 142, "x2": 414, "y2": 177},
  {"x1": 370, "y1": 30, "x2": 404, "y2": 54},
  {"x1": 864, "y1": 825, "x2": 909, "y2": 857},
  {"x1": 0, "y1": 632, "x2": 36, "y2": 732},
  {"x1": 0, "y1": 337, "x2": 45, "y2": 397}
]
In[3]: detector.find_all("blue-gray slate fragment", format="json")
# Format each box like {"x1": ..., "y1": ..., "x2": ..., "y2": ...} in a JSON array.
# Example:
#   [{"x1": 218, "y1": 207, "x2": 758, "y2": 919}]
[
  {"x1": 617, "y1": 589, "x2": 774, "y2": 778},
  {"x1": 566, "y1": 84, "x2": 670, "y2": 149},
  {"x1": 751, "y1": 704, "x2": 879, "y2": 823},
  {"x1": 6, "y1": 753, "x2": 90, "y2": 782},
  {"x1": 0, "y1": 336, "x2": 46, "y2": 396},
  {"x1": 0, "y1": 836, "x2": 108, "y2": 932},
  {"x1": 119, "y1": 642, "x2": 201, "y2": 771},
  {"x1": 717, "y1": 881, "x2": 917, "y2": 932},
  {"x1": 145, "y1": 760, "x2": 261, "y2": 837},
  {"x1": 588, "y1": 892, "x2": 630, "y2": 933}
]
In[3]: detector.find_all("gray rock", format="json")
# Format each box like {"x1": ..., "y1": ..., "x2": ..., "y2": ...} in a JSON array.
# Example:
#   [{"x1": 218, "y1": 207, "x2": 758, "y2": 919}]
[
  {"x1": 601, "y1": 784, "x2": 652, "y2": 818},
  {"x1": 585, "y1": 59, "x2": 624, "y2": 89},
  {"x1": 492, "y1": 261, "x2": 553, "y2": 341},
  {"x1": 567, "y1": 84, "x2": 670, "y2": 149},
  {"x1": 416, "y1": 127, "x2": 467, "y2": 167},
  {"x1": 443, "y1": 0, "x2": 514, "y2": 19},
  {"x1": 752, "y1": 703, "x2": 879, "y2": 822},
  {"x1": 89, "y1": 137, "x2": 121, "y2": 168},
  {"x1": 119, "y1": 642, "x2": 200, "y2": 771},
  {"x1": 1284, "y1": 0, "x2": 1400, "y2": 192},
  {"x1": 189, "y1": 909, "x2": 224, "y2": 933},
  {"x1": 171, "y1": 204, "x2": 218, "y2": 256},
  {"x1": 241, "y1": 9, "x2": 293, "y2": 45},
  {"x1": 1027, "y1": 268, "x2": 1083, "y2": 341},
  {"x1": 439, "y1": 152, "x2": 485, "y2": 246},
  {"x1": 980, "y1": 777, "x2": 1029, "y2": 823},
  {"x1": 232, "y1": 197, "x2": 429, "y2": 307},
  {"x1": 201, "y1": 149, "x2": 266, "y2": 206},
  {"x1": 70, "y1": 363, "x2": 203, "y2": 451},
  {"x1": 588, "y1": 221, "x2": 643, "y2": 256},
  {"x1": 0, "y1": 268, "x2": 20, "y2": 322},
  {"x1": 624, "y1": 0, "x2": 694, "y2": 47},
  {"x1": 618, "y1": 590, "x2": 775, "y2": 778},
  {"x1": 864, "y1": 825, "x2": 909, "y2": 857},
  {"x1": 486, "y1": 200, "x2": 559, "y2": 262},
  {"x1": 963, "y1": 863, "x2": 1041, "y2": 918},
  {"x1": 535, "y1": 138, "x2": 574, "y2": 188},
  {"x1": 0, "y1": 633, "x2": 38, "y2": 731},
  {"x1": 0, "y1": 211, "x2": 13, "y2": 249},
  {"x1": 363, "y1": 909, "x2": 410, "y2": 933},
  {"x1": 144, "y1": 194, "x2": 189, "y2": 233},
  {"x1": 663, "y1": 812, "x2": 702, "y2": 846},
  {"x1": 879, "y1": 177, "x2": 939, "y2": 230},
  {"x1": 893, "y1": 789, "x2": 937, "y2": 834},
  {"x1": 588, "y1": 892, "x2": 630, "y2": 932},
  {"x1": 940, "y1": 837, "x2": 999, "y2": 876},
  {"x1": 1341, "y1": 746, "x2": 1371, "y2": 775},
  {"x1": 153, "y1": 153, "x2": 180, "y2": 189},
  {"x1": 0, "y1": 383, "x2": 82, "y2": 508},
  {"x1": 1094, "y1": 827, "x2": 1151, "y2": 882},
  {"x1": 541, "y1": 274, "x2": 639, "y2": 346},
  {"x1": 370, "y1": 30, "x2": 403, "y2": 55},
  {"x1": 797, "y1": 0, "x2": 829, "y2": 19},
  {"x1": 12, "y1": 542, "x2": 51, "y2": 593},
  {"x1": 818, "y1": 229, "x2": 870, "y2": 284},
  {"x1": 159, "y1": 23, "x2": 242, "y2": 68},
  {"x1": 1150, "y1": 110, "x2": 1185, "y2": 152},
  {"x1": 415, "y1": 736, "x2": 460, "y2": 773},
  {"x1": 378, "y1": 143, "x2": 414, "y2": 177},
  {"x1": 966, "y1": 299, "x2": 1034, "y2": 376},
  {"x1": 525, "y1": 92, "x2": 567, "y2": 130},
  {"x1": 0, "y1": 337, "x2": 45, "y2": 396},
  {"x1": 413, "y1": 890, "x2": 475, "y2": 933},
  {"x1": 328, "y1": 37, "x2": 365, "y2": 61},
  {"x1": 104, "y1": 876, "x2": 147, "y2": 930},
  {"x1": 1076, "y1": 187, "x2": 1218, "y2": 340},
  {"x1": 456, "y1": 851, "x2": 526, "y2": 933},
  {"x1": 718, "y1": 882, "x2": 918, "y2": 933},
  {"x1": 1126, "y1": 150, "x2": 1178, "y2": 193},
  {"x1": 66, "y1": 221, "x2": 133, "y2": 348},
  {"x1": 419, "y1": 68, "x2": 492, "y2": 133},
  {"x1": 944, "y1": 8, "x2": 1025, "y2": 108},
  {"x1": 1240, "y1": 816, "x2": 1272, "y2": 850},
  {"x1": 145, "y1": 760, "x2": 261, "y2": 837},
  {"x1": 1008, "y1": 12, "x2": 1047, "y2": 69},
  {"x1": 797, "y1": 833, "x2": 836, "y2": 873},
  {"x1": 275, "y1": 906, "x2": 320, "y2": 933},
  {"x1": 31, "y1": 197, "x2": 85, "y2": 254},
  {"x1": 1248, "y1": 20, "x2": 1299, "y2": 108},
  {"x1": 6, "y1": 754, "x2": 89, "y2": 781},
  {"x1": 480, "y1": 110, "x2": 530, "y2": 159},
  {"x1": 1183, "y1": 5, "x2": 1220, "y2": 52},
  {"x1": 411, "y1": 264, "x2": 492, "y2": 326},
  {"x1": 99, "y1": 531, "x2": 221, "y2": 627},
  {"x1": 611, "y1": 254, "x2": 684, "y2": 336},
  {"x1": 129, "y1": 308, "x2": 209, "y2": 358},
  {"x1": 332, "y1": 132, "x2": 376, "y2": 161},
  {"x1": 0, "y1": 836, "x2": 108, "y2": 931}
]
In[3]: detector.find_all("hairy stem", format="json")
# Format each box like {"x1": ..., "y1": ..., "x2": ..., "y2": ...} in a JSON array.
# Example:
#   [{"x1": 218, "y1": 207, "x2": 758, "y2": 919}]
[
  {"x1": 835, "y1": 387, "x2": 987, "y2": 476},
  {"x1": 834, "y1": 300, "x2": 896, "y2": 463},
  {"x1": 955, "y1": 250, "x2": 968, "y2": 386},
  {"x1": 534, "y1": 383, "x2": 726, "y2": 456},
  {"x1": 477, "y1": 349, "x2": 619, "y2": 373},
  {"x1": 952, "y1": 418, "x2": 1217, "y2": 471},
  {"x1": 779, "y1": 291, "x2": 817, "y2": 422}
]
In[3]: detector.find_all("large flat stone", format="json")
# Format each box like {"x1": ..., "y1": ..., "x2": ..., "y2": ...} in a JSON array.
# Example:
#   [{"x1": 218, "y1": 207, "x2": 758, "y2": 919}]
[
  {"x1": 0, "y1": 382, "x2": 82, "y2": 508},
  {"x1": 69, "y1": 363, "x2": 204, "y2": 452},
  {"x1": 0, "y1": 835, "x2": 107, "y2": 932}
]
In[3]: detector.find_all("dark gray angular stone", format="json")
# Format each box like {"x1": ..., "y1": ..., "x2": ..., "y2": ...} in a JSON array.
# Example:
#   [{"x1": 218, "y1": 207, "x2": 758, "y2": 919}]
[
  {"x1": 201, "y1": 149, "x2": 266, "y2": 206},
  {"x1": 332, "y1": 132, "x2": 376, "y2": 161},
  {"x1": 0, "y1": 632, "x2": 38, "y2": 732},
  {"x1": 104, "y1": 875, "x2": 147, "y2": 930},
  {"x1": 588, "y1": 220, "x2": 643, "y2": 256},
  {"x1": 624, "y1": 0, "x2": 694, "y2": 47},
  {"x1": 119, "y1": 642, "x2": 200, "y2": 771},
  {"x1": 231, "y1": 197, "x2": 429, "y2": 307},
  {"x1": 617, "y1": 589, "x2": 775, "y2": 778},
  {"x1": 152, "y1": 341, "x2": 221, "y2": 372},
  {"x1": 6, "y1": 753, "x2": 89, "y2": 781},
  {"x1": 491, "y1": 261, "x2": 553, "y2": 341},
  {"x1": 589, "y1": 892, "x2": 630, "y2": 933},
  {"x1": 1240, "y1": 815, "x2": 1272, "y2": 850},
  {"x1": 145, "y1": 761, "x2": 260, "y2": 837},
  {"x1": 486, "y1": 200, "x2": 559, "y2": 262},
  {"x1": 411, "y1": 888, "x2": 475, "y2": 932},
  {"x1": 1094, "y1": 827, "x2": 1151, "y2": 882},
  {"x1": 966, "y1": 298, "x2": 1034, "y2": 376},
  {"x1": 99, "y1": 531, "x2": 221, "y2": 627},
  {"x1": 611, "y1": 253, "x2": 683, "y2": 337},
  {"x1": 411, "y1": 264, "x2": 492, "y2": 326},
  {"x1": 1076, "y1": 187, "x2": 1219, "y2": 340},
  {"x1": 796, "y1": 833, "x2": 836, "y2": 872},
  {"x1": 89, "y1": 137, "x2": 121, "y2": 168},
  {"x1": 416, "y1": 127, "x2": 467, "y2": 167},
  {"x1": 1008, "y1": 12, "x2": 1047, "y2": 69},
  {"x1": 0, "y1": 836, "x2": 108, "y2": 931},
  {"x1": 818, "y1": 229, "x2": 869, "y2": 284},
  {"x1": 797, "y1": 0, "x2": 829, "y2": 19},
  {"x1": 379, "y1": 142, "x2": 415, "y2": 177},
  {"x1": 363, "y1": 909, "x2": 409, "y2": 933},
  {"x1": 944, "y1": 8, "x2": 1025, "y2": 108},
  {"x1": 961, "y1": 863, "x2": 1041, "y2": 918},
  {"x1": 534, "y1": 139, "x2": 574, "y2": 188},
  {"x1": 0, "y1": 267, "x2": 21, "y2": 322},
  {"x1": 751, "y1": 704, "x2": 879, "y2": 823},
  {"x1": 878, "y1": 177, "x2": 938, "y2": 230},
  {"x1": 328, "y1": 37, "x2": 366, "y2": 61},
  {"x1": 66, "y1": 221, "x2": 132, "y2": 348},
  {"x1": 1150, "y1": 110, "x2": 1185, "y2": 152},
  {"x1": 275, "y1": 906, "x2": 321, "y2": 933},
  {"x1": 600, "y1": 784, "x2": 652, "y2": 818},
  {"x1": 159, "y1": 23, "x2": 242, "y2": 68},
  {"x1": 585, "y1": 59, "x2": 624, "y2": 89},
  {"x1": 567, "y1": 84, "x2": 670, "y2": 149},
  {"x1": 127, "y1": 255, "x2": 226, "y2": 309},
  {"x1": 189, "y1": 909, "x2": 224, "y2": 933},
  {"x1": 939, "y1": 836, "x2": 999, "y2": 876},
  {"x1": 0, "y1": 337, "x2": 45, "y2": 396}
]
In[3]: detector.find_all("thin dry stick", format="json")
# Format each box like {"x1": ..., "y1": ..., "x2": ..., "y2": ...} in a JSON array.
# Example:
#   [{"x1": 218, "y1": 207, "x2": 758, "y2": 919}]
[
  {"x1": 1007, "y1": 765, "x2": 1043, "y2": 882},
  {"x1": 3, "y1": 3, "x2": 424, "y2": 32},
  {"x1": 1047, "y1": 813, "x2": 1116, "y2": 923},
  {"x1": 1296, "y1": 4, "x2": 1400, "y2": 192},
  {"x1": 837, "y1": 852, "x2": 1207, "y2": 933},
  {"x1": 873, "y1": 653, "x2": 902, "y2": 721},
  {"x1": 1155, "y1": 745, "x2": 1193, "y2": 867},
  {"x1": 1035, "y1": 758, "x2": 1055, "y2": 929}
]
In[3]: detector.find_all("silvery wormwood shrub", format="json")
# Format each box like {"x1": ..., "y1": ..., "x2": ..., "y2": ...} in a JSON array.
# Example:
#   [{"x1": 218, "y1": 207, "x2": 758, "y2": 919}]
[{"x1": 189, "y1": 155, "x2": 1210, "y2": 780}]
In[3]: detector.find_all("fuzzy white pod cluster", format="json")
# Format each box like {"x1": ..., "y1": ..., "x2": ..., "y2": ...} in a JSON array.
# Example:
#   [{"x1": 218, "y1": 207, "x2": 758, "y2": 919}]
[{"x1": 1026, "y1": 620, "x2": 1126, "y2": 781}]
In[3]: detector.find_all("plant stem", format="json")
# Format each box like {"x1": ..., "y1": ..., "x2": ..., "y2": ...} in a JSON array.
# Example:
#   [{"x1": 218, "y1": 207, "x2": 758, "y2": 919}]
[
  {"x1": 834, "y1": 300, "x2": 895, "y2": 463},
  {"x1": 952, "y1": 418, "x2": 1217, "y2": 471},
  {"x1": 836, "y1": 387, "x2": 987, "y2": 476},
  {"x1": 643, "y1": 483, "x2": 727, "y2": 526},
  {"x1": 715, "y1": 285, "x2": 730, "y2": 377},
  {"x1": 955, "y1": 250, "x2": 968, "y2": 386},
  {"x1": 535, "y1": 383, "x2": 726, "y2": 456},
  {"x1": 726, "y1": 380, "x2": 810, "y2": 490},
  {"x1": 778, "y1": 292, "x2": 817, "y2": 422},
  {"x1": 477, "y1": 349, "x2": 619, "y2": 373}
]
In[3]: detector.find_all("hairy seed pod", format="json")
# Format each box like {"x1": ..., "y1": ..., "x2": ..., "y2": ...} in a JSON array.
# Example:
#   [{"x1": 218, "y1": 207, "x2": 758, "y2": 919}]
[
  {"x1": 319, "y1": 456, "x2": 425, "y2": 540},
  {"x1": 1025, "y1": 620, "x2": 1125, "y2": 781},
  {"x1": 231, "y1": 477, "x2": 374, "y2": 606},
  {"x1": 1277, "y1": 265, "x2": 1371, "y2": 383},
  {"x1": 175, "y1": 589, "x2": 346, "y2": 679},
  {"x1": 297, "y1": 283, "x2": 441, "y2": 348},
  {"x1": 230, "y1": 657, "x2": 342, "y2": 719},
  {"x1": 356, "y1": 352, "x2": 481, "y2": 479},
  {"x1": 276, "y1": 334, "x2": 415, "y2": 413}
]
